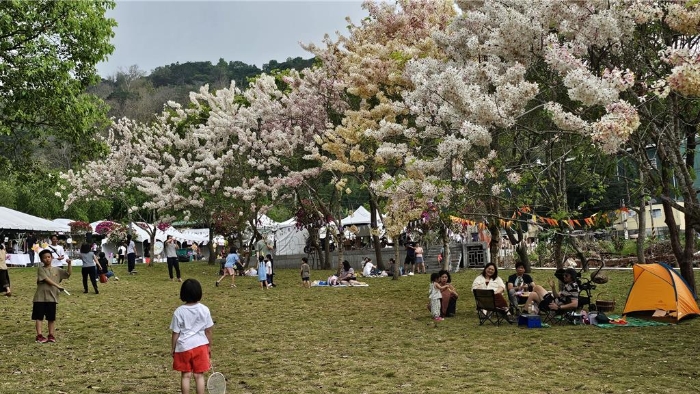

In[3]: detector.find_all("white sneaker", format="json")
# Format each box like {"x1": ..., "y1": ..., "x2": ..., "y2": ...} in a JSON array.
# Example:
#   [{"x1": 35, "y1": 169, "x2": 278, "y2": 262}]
[{"x1": 408, "y1": 272, "x2": 414, "y2": 276}]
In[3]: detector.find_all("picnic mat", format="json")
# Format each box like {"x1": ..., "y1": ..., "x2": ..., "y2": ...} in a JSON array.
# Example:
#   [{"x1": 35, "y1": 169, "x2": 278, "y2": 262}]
[
  {"x1": 594, "y1": 315, "x2": 671, "y2": 328},
  {"x1": 311, "y1": 280, "x2": 369, "y2": 287}
]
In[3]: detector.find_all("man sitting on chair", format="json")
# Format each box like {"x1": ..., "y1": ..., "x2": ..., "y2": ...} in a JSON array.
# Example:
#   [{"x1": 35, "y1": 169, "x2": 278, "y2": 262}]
[
  {"x1": 525, "y1": 268, "x2": 579, "y2": 314},
  {"x1": 507, "y1": 262, "x2": 535, "y2": 310}
]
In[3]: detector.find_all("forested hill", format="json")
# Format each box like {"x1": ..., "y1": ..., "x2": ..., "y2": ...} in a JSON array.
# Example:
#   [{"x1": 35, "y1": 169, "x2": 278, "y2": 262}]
[
  {"x1": 148, "y1": 57, "x2": 315, "y2": 88},
  {"x1": 90, "y1": 56, "x2": 315, "y2": 123}
]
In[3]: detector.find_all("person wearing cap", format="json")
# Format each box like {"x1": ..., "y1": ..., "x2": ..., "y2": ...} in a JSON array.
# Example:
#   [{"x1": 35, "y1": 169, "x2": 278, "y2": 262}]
[{"x1": 524, "y1": 267, "x2": 579, "y2": 314}]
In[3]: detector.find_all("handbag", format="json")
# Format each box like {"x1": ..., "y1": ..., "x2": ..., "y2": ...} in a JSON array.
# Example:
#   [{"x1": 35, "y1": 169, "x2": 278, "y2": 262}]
[
  {"x1": 596, "y1": 311, "x2": 610, "y2": 324},
  {"x1": 99, "y1": 273, "x2": 108, "y2": 283}
]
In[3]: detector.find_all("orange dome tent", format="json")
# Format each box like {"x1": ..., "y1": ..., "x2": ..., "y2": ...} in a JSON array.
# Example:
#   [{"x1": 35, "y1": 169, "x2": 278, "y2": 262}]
[{"x1": 623, "y1": 263, "x2": 700, "y2": 322}]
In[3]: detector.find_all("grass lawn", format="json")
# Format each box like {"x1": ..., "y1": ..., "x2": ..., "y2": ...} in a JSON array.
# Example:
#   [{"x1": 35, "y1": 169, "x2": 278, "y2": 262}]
[{"x1": 1, "y1": 261, "x2": 699, "y2": 393}]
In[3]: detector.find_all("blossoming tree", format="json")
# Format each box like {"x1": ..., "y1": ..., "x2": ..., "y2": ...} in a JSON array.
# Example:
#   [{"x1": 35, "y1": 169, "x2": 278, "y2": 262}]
[
  {"x1": 63, "y1": 64, "x2": 346, "y2": 264},
  {"x1": 397, "y1": 0, "x2": 699, "y2": 290},
  {"x1": 304, "y1": 0, "x2": 457, "y2": 270}
]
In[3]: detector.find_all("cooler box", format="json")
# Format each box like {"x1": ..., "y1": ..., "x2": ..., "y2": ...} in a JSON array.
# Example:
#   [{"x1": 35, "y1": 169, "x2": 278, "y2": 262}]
[{"x1": 518, "y1": 314, "x2": 542, "y2": 328}]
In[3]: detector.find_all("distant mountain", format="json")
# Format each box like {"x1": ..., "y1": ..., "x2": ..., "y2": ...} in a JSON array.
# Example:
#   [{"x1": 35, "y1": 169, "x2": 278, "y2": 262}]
[{"x1": 90, "y1": 56, "x2": 316, "y2": 123}]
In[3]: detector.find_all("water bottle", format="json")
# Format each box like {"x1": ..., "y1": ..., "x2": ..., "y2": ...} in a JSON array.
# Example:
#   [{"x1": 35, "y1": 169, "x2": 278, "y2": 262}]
[{"x1": 528, "y1": 301, "x2": 537, "y2": 314}]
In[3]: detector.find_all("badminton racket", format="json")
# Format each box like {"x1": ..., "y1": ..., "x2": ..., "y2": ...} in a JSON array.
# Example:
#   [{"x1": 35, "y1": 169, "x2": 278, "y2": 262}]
[
  {"x1": 207, "y1": 362, "x2": 226, "y2": 394},
  {"x1": 61, "y1": 288, "x2": 71, "y2": 296}
]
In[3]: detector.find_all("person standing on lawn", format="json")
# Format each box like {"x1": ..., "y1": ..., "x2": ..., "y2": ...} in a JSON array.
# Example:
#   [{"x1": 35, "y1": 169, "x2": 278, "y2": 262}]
[
  {"x1": 117, "y1": 242, "x2": 126, "y2": 265},
  {"x1": 170, "y1": 279, "x2": 213, "y2": 394},
  {"x1": 33, "y1": 249, "x2": 72, "y2": 343},
  {"x1": 300, "y1": 257, "x2": 310, "y2": 288},
  {"x1": 126, "y1": 235, "x2": 136, "y2": 274},
  {"x1": 266, "y1": 253, "x2": 276, "y2": 287},
  {"x1": 257, "y1": 255, "x2": 268, "y2": 290},
  {"x1": 265, "y1": 254, "x2": 273, "y2": 289},
  {"x1": 165, "y1": 235, "x2": 182, "y2": 282},
  {"x1": 414, "y1": 242, "x2": 426, "y2": 274},
  {"x1": 47, "y1": 235, "x2": 69, "y2": 267},
  {"x1": 79, "y1": 243, "x2": 101, "y2": 294},
  {"x1": 26, "y1": 232, "x2": 37, "y2": 266},
  {"x1": 0, "y1": 244, "x2": 11, "y2": 296}
]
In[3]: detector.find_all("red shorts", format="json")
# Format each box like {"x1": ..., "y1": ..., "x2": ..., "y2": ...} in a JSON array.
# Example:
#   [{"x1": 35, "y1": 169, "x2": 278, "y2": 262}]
[{"x1": 173, "y1": 344, "x2": 210, "y2": 373}]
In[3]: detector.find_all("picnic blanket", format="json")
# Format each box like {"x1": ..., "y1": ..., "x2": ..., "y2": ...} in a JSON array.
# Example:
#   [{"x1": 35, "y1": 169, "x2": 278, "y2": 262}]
[
  {"x1": 594, "y1": 315, "x2": 671, "y2": 328},
  {"x1": 311, "y1": 280, "x2": 369, "y2": 287}
]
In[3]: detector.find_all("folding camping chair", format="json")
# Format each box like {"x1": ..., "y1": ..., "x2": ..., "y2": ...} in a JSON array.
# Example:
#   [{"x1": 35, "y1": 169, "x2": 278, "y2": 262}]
[
  {"x1": 541, "y1": 260, "x2": 602, "y2": 325},
  {"x1": 473, "y1": 289, "x2": 512, "y2": 326}
]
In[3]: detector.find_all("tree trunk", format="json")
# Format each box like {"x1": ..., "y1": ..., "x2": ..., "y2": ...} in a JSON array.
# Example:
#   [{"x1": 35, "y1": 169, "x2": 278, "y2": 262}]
[
  {"x1": 441, "y1": 225, "x2": 450, "y2": 271},
  {"x1": 504, "y1": 225, "x2": 530, "y2": 271},
  {"x1": 368, "y1": 197, "x2": 385, "y2": 270},
  {"x1": 207, "y1": 222, "x2": 217, "y2": 265},
  {"x1": 487, "y1": 221, "x2": 500, "y2": 269},
  {"x1": 553, "y1": 230, "x2": 564, "y2": 269},
  {"x1": 568, "y1": 236, "x2": 587, "y2": 272},
  {"x1": 392, "y1": 239, "x2": 400, "y2": 280},
  {"x1": 332, "y1": 221, "x2": 343, "y2": 271},
  {"x1": 662, "y1": 198, "x2": 696, "y2": 295}
]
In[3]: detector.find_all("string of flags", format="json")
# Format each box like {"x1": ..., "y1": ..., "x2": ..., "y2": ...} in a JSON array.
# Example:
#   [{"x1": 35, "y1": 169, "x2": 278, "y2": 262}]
[{"x1": 449, "y1": 205, "x2": 620, "y2": 230}]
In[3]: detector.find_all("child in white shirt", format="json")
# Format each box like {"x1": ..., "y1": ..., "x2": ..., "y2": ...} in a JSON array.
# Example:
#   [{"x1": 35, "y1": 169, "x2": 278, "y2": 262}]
[
  {"x1": 170, "y1": 279, "x2": 214, "y2": 394},
  {"x1": 429, "y1": 272, "x2": 444, "y2": 321}
]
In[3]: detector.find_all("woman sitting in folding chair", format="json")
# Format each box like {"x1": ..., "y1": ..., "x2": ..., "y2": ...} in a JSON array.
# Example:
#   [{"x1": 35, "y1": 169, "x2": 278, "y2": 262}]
[
  {"x1": 525, "y1": 268, "x2": 579, "y2": 314},
  {"x1": 471, "y1": 263, "x2": 514, "y2": 321}
]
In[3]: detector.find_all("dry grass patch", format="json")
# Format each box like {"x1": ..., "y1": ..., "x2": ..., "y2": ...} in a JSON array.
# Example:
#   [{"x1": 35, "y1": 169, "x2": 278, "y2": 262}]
[{"x1": 0, "y1": 262, "x2": 698, "y2": 393}]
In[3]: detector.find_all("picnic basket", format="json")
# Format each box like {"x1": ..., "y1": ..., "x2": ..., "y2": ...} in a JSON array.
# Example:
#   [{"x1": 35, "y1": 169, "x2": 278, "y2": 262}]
[{"x1": 595, "y1": 293, "x2": 616, "y2": 312}]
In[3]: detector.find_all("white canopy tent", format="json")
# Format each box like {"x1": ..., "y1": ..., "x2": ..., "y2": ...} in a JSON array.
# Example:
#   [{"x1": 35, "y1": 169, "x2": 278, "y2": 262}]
[
  {"x1": 340, "y1": 206, "x2": 384, "y2": 238},
  {"x1": 52, "y1": 218, "x2": 77, "y2": 229},
  {"x1": 273, "y1": 218, "x2": 308, "y2": 256},
  {"x1": 0, "y1": 207, "x2": 69, "y2": 232},
  {"x1": 241, "y1": 214, "x2": 279, "y2": 245},
  {"x1": 90, "y1": 221, "x2": 210, "y2": 261},
  {"x1": 88, "y1": 221, "x2": 208, "y2": 244}
]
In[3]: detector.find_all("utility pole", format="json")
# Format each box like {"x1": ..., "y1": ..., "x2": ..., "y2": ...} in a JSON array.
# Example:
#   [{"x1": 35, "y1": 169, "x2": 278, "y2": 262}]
[
  {"x1": 622, "y1": 199, "x2": 629, "y2": 240},
  {"x1": 648, "y1": 198, "x2": 656, "y2": 240}
]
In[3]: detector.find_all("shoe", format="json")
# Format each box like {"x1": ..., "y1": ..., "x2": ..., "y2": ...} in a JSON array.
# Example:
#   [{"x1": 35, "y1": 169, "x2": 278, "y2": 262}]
[
  {"x1": 47, "y1": 334, "x2": 56, "y2": 343},
  {"x1": 177, "y1": 278, "x2": 182, "y2": 282},
  {"x1": 230, "y1": 284, "x2": 236, "y2": 288},
  {"x1": 215, "y1": 281, "x2": 219, "y2": 287},
  {"x1": 36, "y1": 335, "x2": 48, "y2": 343},
  {"x1": 433, "y1": 316, "x2": 444, "y2": 321},
  {"x1": 83, "y1": 290, "x2": 88, "y2": 294},
  {"x1": 94, "y1": 290, "x2": 99, "y2": 294}
]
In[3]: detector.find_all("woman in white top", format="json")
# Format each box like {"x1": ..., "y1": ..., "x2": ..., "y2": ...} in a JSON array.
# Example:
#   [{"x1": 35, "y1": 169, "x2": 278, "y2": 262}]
[
  {"x1": 471, "y1": 262, "x2": 509, "y2": 310},
  {"x1": 362, "y1": 258, "x2": 374, "y2": 277}
]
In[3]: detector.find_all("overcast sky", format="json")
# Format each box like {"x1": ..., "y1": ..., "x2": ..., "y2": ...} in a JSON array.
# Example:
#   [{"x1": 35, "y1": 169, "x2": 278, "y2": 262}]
[{"x1": 97, "y1": 0, "x2": 369, "y2": 77}]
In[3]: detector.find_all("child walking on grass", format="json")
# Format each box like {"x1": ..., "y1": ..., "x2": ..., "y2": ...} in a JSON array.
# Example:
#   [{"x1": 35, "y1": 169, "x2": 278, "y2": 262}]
[
  {"x1": 33, "y1": 249, "x2": 72, "y2": 343},
  {"x1": 300, "y1": 257, "x2": 310, "y2": 288},
  {"x1": 429, "y1": 272, "x2": 444, "y2": 321},
  {"x1": 171, "y1": 279, "x2": 214, "y2": 394},
  {"x1": 215, "y1": 247, "x2": 238, "y2": 288}
]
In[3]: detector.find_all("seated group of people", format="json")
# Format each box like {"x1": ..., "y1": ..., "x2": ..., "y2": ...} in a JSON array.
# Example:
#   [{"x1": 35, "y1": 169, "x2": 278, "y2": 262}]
[
  {"x1": 471, "y1": 262, "x2": 580, "y2": 318},
  {"x1": 360, "y1": 257, "x2": 398, "y2": 277},
  {"x1": 329, "y1": 260, "x2": 367, "y2": 286},
  {"x1": 428, "y1": 270, "x2": 459, "y2": 319}
]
